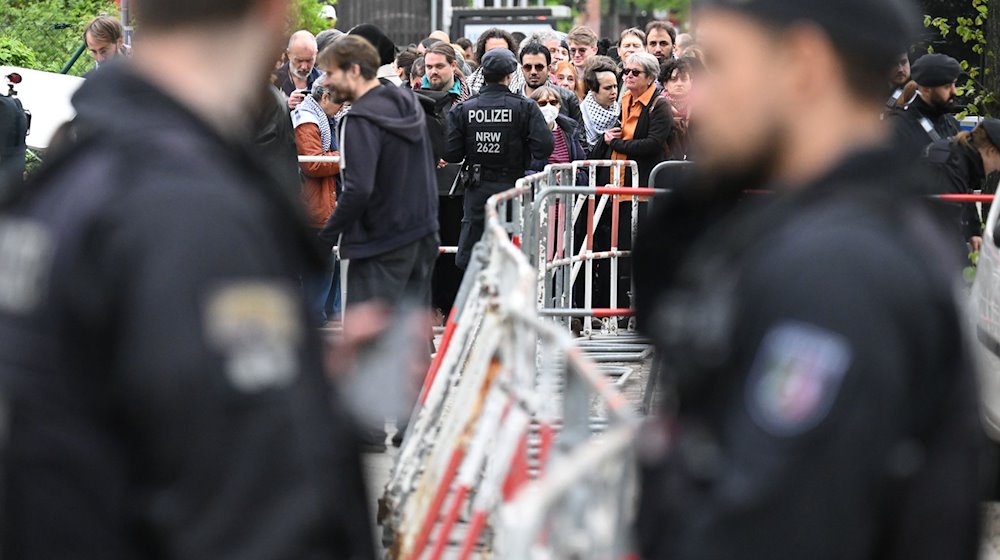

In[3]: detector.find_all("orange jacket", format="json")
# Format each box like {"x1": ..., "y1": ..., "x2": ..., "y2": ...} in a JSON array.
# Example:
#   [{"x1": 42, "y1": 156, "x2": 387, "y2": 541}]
[{"x1": 294, "y1": 122, "x2": 340, "y2": 229}]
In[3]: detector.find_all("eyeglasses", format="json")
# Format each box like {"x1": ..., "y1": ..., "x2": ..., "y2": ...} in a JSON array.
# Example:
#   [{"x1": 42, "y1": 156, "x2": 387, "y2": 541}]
[
  {"x1": 569, "y1": 48, "x2": 591, "y2": 55},
  {"x1": 523, "y1": 63, "x2": 547, "y2": 72},
  {"x1": 536, "y1": 99, "x2": 561, "y2": 107},
  {"x1": 622, "y1": 68, "x2": 645, "y2": 77}
]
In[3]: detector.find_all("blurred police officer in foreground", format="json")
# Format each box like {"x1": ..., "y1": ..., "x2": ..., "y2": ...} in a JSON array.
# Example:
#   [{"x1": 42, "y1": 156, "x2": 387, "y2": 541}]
[
  {"x1": 633, "y1": 0, "x2": 983, "y2": 558},
  {"x1": 0, "y1": 0, "x2": 373, "y2": 558},
  {"x1": 444, "y1": 48, "x2": 553, "y2": 270},
  {"x1": 889, "y1": 53, "x2": 963, "y2": 156}
]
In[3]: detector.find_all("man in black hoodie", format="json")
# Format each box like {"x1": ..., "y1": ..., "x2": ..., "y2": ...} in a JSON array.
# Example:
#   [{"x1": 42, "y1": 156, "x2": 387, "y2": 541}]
[{"x1": 319, "y1": 35, "x2": 440, "y2": 308}]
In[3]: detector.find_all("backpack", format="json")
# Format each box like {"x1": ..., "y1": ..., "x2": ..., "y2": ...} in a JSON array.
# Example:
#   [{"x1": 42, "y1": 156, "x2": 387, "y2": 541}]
[{"x1": 413, "y1": 88, "x2": 455, "y2": 160}]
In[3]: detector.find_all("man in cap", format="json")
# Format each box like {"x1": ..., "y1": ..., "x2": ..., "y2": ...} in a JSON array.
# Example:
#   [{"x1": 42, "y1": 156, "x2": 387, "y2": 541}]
[
  {"x1": 444, "y1": 48, "x2": 553, "y2": 270},
  {"x1": 319, "y1": 4, "x2": 337, "y2": 28},
  {"x1": 633, "y1": 0, "x2": 983, "y2": 558},
  {"x1": 889, "y1": 52, "x2": 962, "y2": 156}
]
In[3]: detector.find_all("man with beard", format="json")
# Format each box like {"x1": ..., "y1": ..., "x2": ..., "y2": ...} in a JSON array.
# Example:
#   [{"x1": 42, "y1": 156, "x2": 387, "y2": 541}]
[
  {"x1": 885, "y1": 51, "x2": 911, "y2": 113},
  {"x1": 0, "y1": 0, "x2": 374, "y2": 557},
  {"x1": 318, "y1": 36, "x2": 440, "y2": 448},
  {"x1": 421, "y1": 43, "x2": 471, "y2": 102},
  {"x1": 889, "y1": 53, "x2": 962, "y2": 156},
  {"x1": 633, "y1": 0, "x2": 983, "y2": 559},
  {"x1": 275, "y1": 30, "x2": 321, "y2": 110},
  {"x1": 645, "y1": 20, "x2": 677, "y2": 65},
  {"x1": 518, "y1": 40, "x2": 586, "y2": 145}
]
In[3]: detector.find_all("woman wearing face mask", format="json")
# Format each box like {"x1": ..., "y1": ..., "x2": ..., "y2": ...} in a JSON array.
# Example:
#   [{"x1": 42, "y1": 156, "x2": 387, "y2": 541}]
[
  {"x1": 527, "y1": 86, "x2": 587, "y2": 175},
  {"x1": 658, "y1": 56, "x2": 702, "y2": 160},
  {"x1": 580, "y1": 56, "x2": 621, "y2": 155}
]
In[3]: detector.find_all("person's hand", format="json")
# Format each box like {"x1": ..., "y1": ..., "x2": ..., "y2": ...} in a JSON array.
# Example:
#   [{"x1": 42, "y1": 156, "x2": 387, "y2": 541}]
[
  {"x1": 288, "y1": 90, "x2": 306, "y2": 110},
  {"x1": 604, "y1": 127, "x2": 622, "y2": 144},
  {"x1": 970, "y1": 235, "x2": 983, "y2": 253},
  {"x1": 437, "y1": 159, "x2": 448, "y2": 169}
]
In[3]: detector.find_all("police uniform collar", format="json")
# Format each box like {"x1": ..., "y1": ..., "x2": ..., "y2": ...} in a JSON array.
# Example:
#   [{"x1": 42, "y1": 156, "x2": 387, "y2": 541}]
[{"x1": 481, "y1": 83, "x2": 511, "y2": 93}]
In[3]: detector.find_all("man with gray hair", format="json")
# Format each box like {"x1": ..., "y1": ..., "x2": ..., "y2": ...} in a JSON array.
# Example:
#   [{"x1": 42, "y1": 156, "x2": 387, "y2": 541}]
[{"x1": 274, "y1": 29, "x2": 321, "y2": 110}]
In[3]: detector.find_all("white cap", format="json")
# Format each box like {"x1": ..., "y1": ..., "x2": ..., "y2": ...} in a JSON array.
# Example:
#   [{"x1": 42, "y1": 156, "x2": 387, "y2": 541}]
[{"x1": 320, "y1": 5, "x2": 337, "y2": 20}]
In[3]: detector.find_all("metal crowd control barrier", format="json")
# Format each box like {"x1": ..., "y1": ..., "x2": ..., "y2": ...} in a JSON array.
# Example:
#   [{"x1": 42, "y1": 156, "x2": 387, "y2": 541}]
[{"x1": 377, "y1": 177, "x2": 641, "y2": 560}]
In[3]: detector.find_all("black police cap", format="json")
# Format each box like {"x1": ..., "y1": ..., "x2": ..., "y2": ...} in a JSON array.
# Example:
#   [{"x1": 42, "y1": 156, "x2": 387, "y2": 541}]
[
  {"x1": 694, "y1": 0, "x2": 920, "y2": 66},
  {"x1": 481, "y1": 49, "x2": 518, "y2": 75},
  {"x1": 910, "y1": 53, "x2": 962, "y2": 87},
  {"x1": 980, "y1": 118, "x2": 1000, "y2": 150}
]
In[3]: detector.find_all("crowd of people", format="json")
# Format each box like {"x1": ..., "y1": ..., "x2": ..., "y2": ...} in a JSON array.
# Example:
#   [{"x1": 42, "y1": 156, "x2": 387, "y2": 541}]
[{"x1": 0, "y1": 0, "x2": 996, "y2": 557}]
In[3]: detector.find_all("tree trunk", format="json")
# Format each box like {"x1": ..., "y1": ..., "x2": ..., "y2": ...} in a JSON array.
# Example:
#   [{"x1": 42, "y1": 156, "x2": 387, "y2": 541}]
[{"x1": 987, "y1": 0, "x2": 1000, "y2": 116}]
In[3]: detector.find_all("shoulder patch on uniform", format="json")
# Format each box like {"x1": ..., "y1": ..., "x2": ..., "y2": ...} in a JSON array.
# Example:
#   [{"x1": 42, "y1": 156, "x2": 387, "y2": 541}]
[
  {"x1": 745, "y1": 322, "x2": 852, "y2": 437},
  {"x1": 0, "y1": 218, "x2": 54, "y2": 314},
  {"x1": 204, "y1": 282, "x2": 304, "y2": 393}
]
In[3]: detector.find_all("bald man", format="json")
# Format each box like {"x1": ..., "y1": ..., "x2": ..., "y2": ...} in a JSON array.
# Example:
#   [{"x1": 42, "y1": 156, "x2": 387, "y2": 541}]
[{"x1": 274, "y1": 30, "x2": 321, "y2": 110}]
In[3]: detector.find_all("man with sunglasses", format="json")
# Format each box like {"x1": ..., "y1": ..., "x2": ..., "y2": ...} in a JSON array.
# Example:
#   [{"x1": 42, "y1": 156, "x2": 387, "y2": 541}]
[
  {"x1": 567, "y1": 26, "x2": 599, "y2": 79},
  {"x1": 518, "y1": 40, "x2": 586, "y2": 146},
  {"x1": 444, "y1": 49, "x2": 553, "y2": 271}
]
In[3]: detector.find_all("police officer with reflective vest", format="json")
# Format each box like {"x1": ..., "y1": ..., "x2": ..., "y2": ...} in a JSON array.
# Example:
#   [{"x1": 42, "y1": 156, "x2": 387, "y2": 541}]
[
  {"x1": 633, "y1": 0, "x2": 983, "y2": 558},
  {"x1": 924, "y1": 118, "x2": 1000, "y2": 255},
  {"x1": 444, "y1": 48, "x2": 553, "y2": 270},
  {"x1": 888, "y1": 53, "x2": 962, "y2": 157}
]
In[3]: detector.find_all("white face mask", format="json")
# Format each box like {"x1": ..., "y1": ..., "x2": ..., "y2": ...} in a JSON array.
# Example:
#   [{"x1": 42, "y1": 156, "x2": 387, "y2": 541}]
[{"x1": 540, "y1": 104, "x2": 559, "y2": 125}]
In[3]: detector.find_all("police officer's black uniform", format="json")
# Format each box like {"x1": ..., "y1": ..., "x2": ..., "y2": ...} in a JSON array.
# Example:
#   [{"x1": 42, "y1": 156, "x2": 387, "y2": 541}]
[
  {"x1": 888, "y1": 54, "x2": 962, "y2": 156},
  {"x1": 633, "y1": 1, "x2": 983, "y2": 558},
  {"x1": 0, "y1": 64, "x2": 373, "y2": 559},
  {"x1": 444, "y1": 48, "x2": 554, "y2": 270},
  {"x1": 634, "y1": 147, "x2": 983, "y2": 560}
]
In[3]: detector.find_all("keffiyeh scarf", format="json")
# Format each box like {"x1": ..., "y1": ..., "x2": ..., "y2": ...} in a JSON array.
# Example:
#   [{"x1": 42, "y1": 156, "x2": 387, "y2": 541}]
[
  {"x1": 295, "y1": 94, "x2": 333, "y2": 151},
  {"x1": 581, "y1": 92, "x2": 620, "y2": 148}
]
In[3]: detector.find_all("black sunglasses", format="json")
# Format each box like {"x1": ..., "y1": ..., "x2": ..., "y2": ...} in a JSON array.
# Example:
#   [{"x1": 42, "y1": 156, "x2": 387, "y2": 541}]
[
  {"x1": 523, "y1": 63, "x2": 547, "y2": 72},
  {"x1": 622, "y1": 68, "x2": 646, "y2": 77},
  {"x1": 536, "y1": 99, "x2": 561, "y2": 107}
]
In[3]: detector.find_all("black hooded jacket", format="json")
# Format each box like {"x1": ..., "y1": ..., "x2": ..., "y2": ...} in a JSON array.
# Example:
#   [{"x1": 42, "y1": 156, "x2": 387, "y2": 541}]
[{"x1": 320, "y1": 84, "x2": 439, "y2": 259}]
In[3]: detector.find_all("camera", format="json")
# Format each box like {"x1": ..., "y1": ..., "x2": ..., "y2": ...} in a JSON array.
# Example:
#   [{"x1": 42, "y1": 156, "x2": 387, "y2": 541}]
[{"x1": 3, "y1": 73, "x2": 31, "y2": 136}]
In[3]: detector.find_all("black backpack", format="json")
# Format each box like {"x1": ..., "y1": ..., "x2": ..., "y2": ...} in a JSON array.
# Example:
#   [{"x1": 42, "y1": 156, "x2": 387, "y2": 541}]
[{"x1": 413, "y1": 88, "x2": 455, "y2": 160}]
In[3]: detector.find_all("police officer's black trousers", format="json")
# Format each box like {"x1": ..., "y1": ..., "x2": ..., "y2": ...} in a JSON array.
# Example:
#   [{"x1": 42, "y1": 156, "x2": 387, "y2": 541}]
[{"x1": 456, "y1": 180, "x2": 512, "y2": 270}]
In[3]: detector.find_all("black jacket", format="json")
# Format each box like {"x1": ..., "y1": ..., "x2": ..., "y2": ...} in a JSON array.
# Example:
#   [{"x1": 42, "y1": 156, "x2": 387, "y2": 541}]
[
  {"x1": 320, "y1": 84, "x2": 440, "y2": 259},
  {"x1": 591, "y1": 86, "x2": 673, "y2": 186},
  {"x1": 925, "y1": 138, "x2": 985, "y2": 241},
  {"x1": 0, "y1": 64, "x2": 373, "y2": 560},
  {"x1": 633, "y1": 147, "x2": 982, "y2": 560},
  {"x1": 888, "y1": 95, "x2": 961, "y2": 158},
  {"x1": 0, "y1": 94, "x2": 27, "y2": 185},
  {"x1": 444, "y1": 83, "x2": 553, "y2": 179},
  {"x1": 551, "y1": 84, "x2": 587, "y2": 147},
  {"x1": 526, "y1": 115, "x2": 588, "y2": 175},
  {"x1": 253, "y1": 84, "x2": 303, "y2": 200}
]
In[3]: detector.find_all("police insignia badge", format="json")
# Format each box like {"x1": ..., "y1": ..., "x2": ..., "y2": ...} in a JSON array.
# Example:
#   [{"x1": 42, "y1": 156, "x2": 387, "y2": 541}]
[
  {"x1": 204, "y1": 282, "x2": 304, "y2": 393},
  {"x1": 745, "y1": 322, "x2": 852, "y2": 437}
]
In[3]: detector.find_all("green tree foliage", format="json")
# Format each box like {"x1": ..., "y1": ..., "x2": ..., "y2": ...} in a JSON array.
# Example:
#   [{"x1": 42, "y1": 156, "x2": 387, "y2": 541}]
[
  {"x1": 0, "y1": 0, "x2": 333, "y2": 75},
  {"x1": 924, "y1": 0, "x2": 995, "y2": 116},
  {"x1": 295, "y1": 0, "x2": 336, "y2": 35},
  {"x1": 0, "y1": 0, "x2": 118, "y2": 75}
]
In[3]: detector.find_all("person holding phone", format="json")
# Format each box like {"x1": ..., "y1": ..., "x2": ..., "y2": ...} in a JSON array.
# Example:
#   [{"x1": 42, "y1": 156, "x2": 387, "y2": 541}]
[{"x1": 273, "y1": 30, "x2": 321, "y2": 110}]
